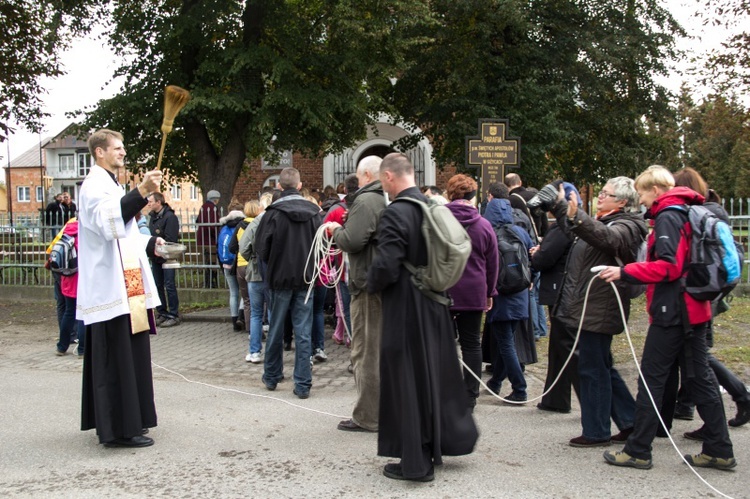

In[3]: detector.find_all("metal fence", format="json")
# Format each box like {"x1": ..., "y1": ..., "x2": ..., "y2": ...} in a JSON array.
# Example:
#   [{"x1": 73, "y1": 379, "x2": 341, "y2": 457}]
[
  {"x1": 0, "y1": 208, "x2": 230, "y2": 289},
  {"x1": 3, "y1": 199, "x2": 750, "y2": 288}
]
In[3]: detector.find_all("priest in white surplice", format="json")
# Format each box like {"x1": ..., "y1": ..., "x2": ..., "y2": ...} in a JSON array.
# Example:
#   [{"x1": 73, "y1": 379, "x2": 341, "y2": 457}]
[{"x1": 77, "y1": 129, "x2": 164, "y2": 448}]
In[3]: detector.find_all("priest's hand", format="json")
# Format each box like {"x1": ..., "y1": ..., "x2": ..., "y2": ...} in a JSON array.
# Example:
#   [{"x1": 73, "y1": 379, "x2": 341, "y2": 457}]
[{"x1": 138, "y1": 170, "x2": 163, "y2": 198}]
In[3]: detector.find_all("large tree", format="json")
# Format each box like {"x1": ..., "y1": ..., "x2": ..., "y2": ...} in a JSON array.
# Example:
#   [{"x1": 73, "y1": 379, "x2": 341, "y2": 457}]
[
  {"x1": 702, "y1": 0, "x2": 750, "y2": 98},
  {"x1": 78, "y1": 0, "x2": 433, "y2": 207},
  {"x1": 681, "y1": 94, "x2": 750, "y2": 199},
  {"x1": 390, "y1": 0, "x2": 682, "y2": 187},
  {"x1": 0, "y1": 0, "x2": 95, "y2": 142}
]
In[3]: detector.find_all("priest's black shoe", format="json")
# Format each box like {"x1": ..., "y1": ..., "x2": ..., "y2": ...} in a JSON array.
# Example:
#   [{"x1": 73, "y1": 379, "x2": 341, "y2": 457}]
[
  {"x1": 103, "y1": 435, "x2": 154, "y2": 448},
  {"x1": 383, "y1": 463, "x2": 434, "y2": 482}
]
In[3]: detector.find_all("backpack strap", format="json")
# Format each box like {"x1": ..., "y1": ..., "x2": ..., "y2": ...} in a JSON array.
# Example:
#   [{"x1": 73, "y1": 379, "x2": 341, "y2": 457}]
[{"x1": 511, "y1": 192, "x2": 539, "y2": 241}]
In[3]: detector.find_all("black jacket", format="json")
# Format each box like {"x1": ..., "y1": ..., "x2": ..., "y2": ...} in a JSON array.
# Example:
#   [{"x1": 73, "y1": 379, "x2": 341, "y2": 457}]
[
  {"x1": 148, "y1": 204, "x2": 179, "y2": 264},
  {"x1": 531, "y1": 222, "x2": 573, "y2": 307},
  {"x1": 255, "y1": 189, "x2": 323, "y2": 290},
  {"x1": 553, "y1": 201, "x2": 648, "y2": 335}
]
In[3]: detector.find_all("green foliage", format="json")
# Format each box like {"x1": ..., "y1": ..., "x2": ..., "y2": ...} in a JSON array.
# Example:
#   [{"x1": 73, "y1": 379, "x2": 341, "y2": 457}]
[
  {"x1": 681, "y1": 94, "x2": 750, "y2": 199},
  {"x1": 391, "y1": 0, "x2": 682, "y2": 187},
  {"x1": 0, "y1": 0, "x2": 97, "y2": 141},
  {"x1": 77, "y1": 0, "x2": 434, "y2": 207},
  {"x1": 702, "y1": 0, "x2": 750, "y2": 98}
]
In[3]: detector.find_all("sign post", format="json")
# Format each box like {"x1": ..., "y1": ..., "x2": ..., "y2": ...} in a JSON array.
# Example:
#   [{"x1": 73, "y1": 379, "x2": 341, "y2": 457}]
[{"x1": 466, "y1": 119, "x2": 520, "y2": 197}]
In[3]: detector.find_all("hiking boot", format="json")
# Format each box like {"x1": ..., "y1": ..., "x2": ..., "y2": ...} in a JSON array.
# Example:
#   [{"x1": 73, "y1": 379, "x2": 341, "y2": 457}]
[
  {"x1": 603, "y1": 450, "x2": 653, "y2": 470},
  {"x1": 729, "y1": 401, "x2": 750, "y2": 427},
  {"x1": 684, "y1": 453, "x2": 737, "y2": 470},
  {"x1": 569, "y1": 436, "x2": 610, "y2": 448},
  {"x1": 313, "y1": 348, "x2": 328, "y2": 362},
  {"x1": 683, "y1": 428, "x2": 705, "y2": 442}
]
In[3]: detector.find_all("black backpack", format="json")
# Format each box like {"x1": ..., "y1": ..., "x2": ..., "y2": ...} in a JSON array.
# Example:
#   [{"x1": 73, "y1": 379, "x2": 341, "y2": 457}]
[{"x1": 495, "y1": 224, "x2": 531, "y2": 295}]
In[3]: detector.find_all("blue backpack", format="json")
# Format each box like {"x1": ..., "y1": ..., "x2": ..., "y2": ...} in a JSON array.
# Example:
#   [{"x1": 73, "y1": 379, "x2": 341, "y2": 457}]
[
  {"x1": 49, "y1": 234, "x2": 78, "y2": 276},
  {"x1": 666, "y1": 205, "x2": 743, "y2": 301},
  {"x1": 217, "y1": 224, "x2": 236, "y2": 266}
]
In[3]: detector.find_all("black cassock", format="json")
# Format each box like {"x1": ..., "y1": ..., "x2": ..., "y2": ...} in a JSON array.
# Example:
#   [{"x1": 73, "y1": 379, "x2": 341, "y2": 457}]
[{"x1": 367, "y1": 187, "x2": 478, "y2": 479}]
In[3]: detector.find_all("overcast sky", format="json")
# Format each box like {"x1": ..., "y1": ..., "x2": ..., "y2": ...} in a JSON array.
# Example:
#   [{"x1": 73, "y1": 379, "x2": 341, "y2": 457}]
[{"x1": 0, "y1": 0, "x2": 737, "y2": 180}]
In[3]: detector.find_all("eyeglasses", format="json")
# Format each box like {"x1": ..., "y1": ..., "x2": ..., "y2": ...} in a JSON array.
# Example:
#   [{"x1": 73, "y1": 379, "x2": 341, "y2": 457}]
[{"x1": 598, "y1": 191, "x2": 617, "y2": 199}]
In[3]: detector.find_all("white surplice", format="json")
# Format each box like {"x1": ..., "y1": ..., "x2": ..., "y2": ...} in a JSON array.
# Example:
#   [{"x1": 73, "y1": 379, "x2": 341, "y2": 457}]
[{"x1": 76, "y1": 165, "x2": 160, "y2": 325}]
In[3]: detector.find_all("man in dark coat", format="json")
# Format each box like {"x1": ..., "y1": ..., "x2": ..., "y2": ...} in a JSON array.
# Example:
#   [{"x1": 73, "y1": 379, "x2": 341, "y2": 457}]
[
  {"x1": 147, "y1": 192, "x2": 181, "y2": 327},
  {"x1": 196, "y1": 189, "x2": 221, "y2": 288},
  {"x1": 367, "y1": 153, "x2": 478, "y2": 482},
  {"x1": 255, "y1": 167, "x2": 323, "y2": 399}
]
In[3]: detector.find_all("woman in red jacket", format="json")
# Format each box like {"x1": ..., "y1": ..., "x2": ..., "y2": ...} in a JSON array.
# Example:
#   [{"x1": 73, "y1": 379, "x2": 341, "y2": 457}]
[{"x1": 599, "y1": 165, "x2": 735, "y2": 471}]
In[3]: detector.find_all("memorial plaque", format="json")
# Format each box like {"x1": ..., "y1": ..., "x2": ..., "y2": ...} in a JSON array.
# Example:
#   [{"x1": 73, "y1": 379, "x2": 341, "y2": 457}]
[{"x1": 466, "y1": 120, "x2": 520, "y2": 193}]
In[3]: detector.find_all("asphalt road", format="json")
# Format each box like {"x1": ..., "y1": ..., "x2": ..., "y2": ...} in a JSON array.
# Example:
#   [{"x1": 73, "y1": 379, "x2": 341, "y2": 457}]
[{"x1": 1, "y1": 307, "x2": 748, "y2": 498}]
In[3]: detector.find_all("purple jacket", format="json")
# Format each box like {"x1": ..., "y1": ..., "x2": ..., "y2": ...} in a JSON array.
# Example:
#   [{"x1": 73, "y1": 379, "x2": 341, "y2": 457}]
[{"x1": 446, "y1": 201, "x2": 499, "y2": 311}]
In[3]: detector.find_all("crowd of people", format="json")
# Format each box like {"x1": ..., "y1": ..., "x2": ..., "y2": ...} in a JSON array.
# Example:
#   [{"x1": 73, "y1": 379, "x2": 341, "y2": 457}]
[{"x1": 54, "y1": 127, "x2": 749, "y2": 481}]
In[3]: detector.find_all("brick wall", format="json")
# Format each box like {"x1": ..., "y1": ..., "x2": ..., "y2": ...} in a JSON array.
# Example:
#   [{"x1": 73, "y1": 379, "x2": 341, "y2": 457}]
[
  {"x1": 232, "y1": 154, "x2": 325, "y2": 203},
  {"x1": 7, "y1": 167, "x2": 45, "y2": 219}
]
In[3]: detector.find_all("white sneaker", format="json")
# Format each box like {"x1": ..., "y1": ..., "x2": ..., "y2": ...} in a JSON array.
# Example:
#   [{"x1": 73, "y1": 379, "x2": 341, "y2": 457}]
[
  {"x1": 262, "y1": 324, "x2": 269, "y2": 332},
  {"x1": 313, "y1": 348, "x2": 328, "y2": 362},
  {"x1": 246, "y1": 352, "x2": 262, "y2": 364}
]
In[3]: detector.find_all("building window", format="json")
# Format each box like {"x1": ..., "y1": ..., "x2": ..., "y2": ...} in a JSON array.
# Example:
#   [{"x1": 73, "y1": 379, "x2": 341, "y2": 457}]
[
  {"x1": 190, "y1": 185, "x2": 198, "y2": 200},
  {"x1": 171, "y1": 183, "x2": 181, "y2": 200},
  {"x1": 77, "y1": 152, "x2": 92, "y2": 177},
  {"x1": 36, "y1": 186, "x2": 44, "y2": 202},
  {"x1": 59, "y1": 154, "x2": 75, "y2": 173},
  {"x1": 17, "y1": 186, "x2": 31, "y2": 202}
]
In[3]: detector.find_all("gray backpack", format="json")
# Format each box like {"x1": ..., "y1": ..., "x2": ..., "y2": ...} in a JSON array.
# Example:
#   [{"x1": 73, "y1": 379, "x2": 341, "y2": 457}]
[{"x1": 395, "y1": 197, "x2": 471, "y2": 306}]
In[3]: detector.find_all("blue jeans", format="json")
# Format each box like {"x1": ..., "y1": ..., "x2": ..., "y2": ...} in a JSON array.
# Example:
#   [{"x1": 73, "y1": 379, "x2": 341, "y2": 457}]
[
  {"x1": 58, "y1": 295, "x2": 84, "y2": 355},
  {"x1": 530, "y1": 274, "x2": 547, "y2": 338},
  {"x1": 153, "y1": 264, "x2": 179, "y2": 318},
  {"x1": 53, "y1": 273, "x2": 65, "y2": 328},
  {"x1": 224, "y1": 267, "x2": 240, "y2": 317},
  {"x1": 248, "y1": 280, "x2": 266, "y2": 354},
  {"x1": 488, "y1": 320, "x2": 527, "y2": 396},
  {"x1": 337, "y1": 282, "x2": 352, "y2": 338},
  {"x1": 578, "y1": 330, "x2": 635, "y2": 440},
  {"x1": 264, "y1": 289, "x2": 313, "y2": 393},
  {"x1": 312, "y1": 285, "x2": 327, "y2": 351}
]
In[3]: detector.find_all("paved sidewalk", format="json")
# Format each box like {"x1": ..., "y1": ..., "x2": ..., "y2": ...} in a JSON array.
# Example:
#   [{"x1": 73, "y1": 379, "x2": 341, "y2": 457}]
[{"x1": 1, "y1": 308, "x2": 748, "y2": 498}]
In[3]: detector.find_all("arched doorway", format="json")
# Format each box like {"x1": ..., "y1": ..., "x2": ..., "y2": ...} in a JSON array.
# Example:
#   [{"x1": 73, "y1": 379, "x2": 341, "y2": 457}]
[{"x1": 356, "y1": 144, "x2": 394, "y2": 164}]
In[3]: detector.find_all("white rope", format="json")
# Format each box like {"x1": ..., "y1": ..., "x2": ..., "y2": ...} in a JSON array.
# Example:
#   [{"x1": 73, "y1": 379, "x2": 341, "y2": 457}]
[
  {"x1": 151, "y1": 361, "x2": 348, "y2": 420},
  {"x1": 303, "y1": 224, "x2": 344, "y2": 304},
  {"x1": 462, "y1": 274, "x2": 734, "y2": 498}
]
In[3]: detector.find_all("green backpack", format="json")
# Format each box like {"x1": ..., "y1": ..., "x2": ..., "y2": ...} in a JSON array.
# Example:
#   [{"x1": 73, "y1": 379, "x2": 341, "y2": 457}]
[{"x1": 394, "y1": 197, "x2": 472, "y2": 306}]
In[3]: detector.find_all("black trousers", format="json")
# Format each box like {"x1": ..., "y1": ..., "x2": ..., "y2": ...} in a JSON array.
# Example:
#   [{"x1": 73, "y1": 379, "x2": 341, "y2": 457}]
[
  {"x1": 454, "y1": 311, "x2": 484, "y2": 404},
  {"x1": 540, "y1": 315, "x2": 580, "y2": 412},
  {"x1": 624, "y1": 322, "x2": 733, "y2": 460}
]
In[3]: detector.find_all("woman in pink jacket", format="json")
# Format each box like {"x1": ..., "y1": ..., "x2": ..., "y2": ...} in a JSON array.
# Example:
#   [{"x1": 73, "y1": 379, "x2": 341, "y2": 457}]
[{"x1": 55, "y1": 219, "x2": 84, "y2": 357}]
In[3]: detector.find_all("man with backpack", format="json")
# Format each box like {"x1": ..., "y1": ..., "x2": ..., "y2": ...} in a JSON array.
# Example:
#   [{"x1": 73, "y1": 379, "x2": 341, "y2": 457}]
[
  {"x1": 366, "y1": 153, "x2": 477, "y2": 482},
  {"x1": 599, "y1": 165, "x2": 736, "y2": 471},
  {"x1": 147, "y1": 192, "x2": 181, "y2": 327}
]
